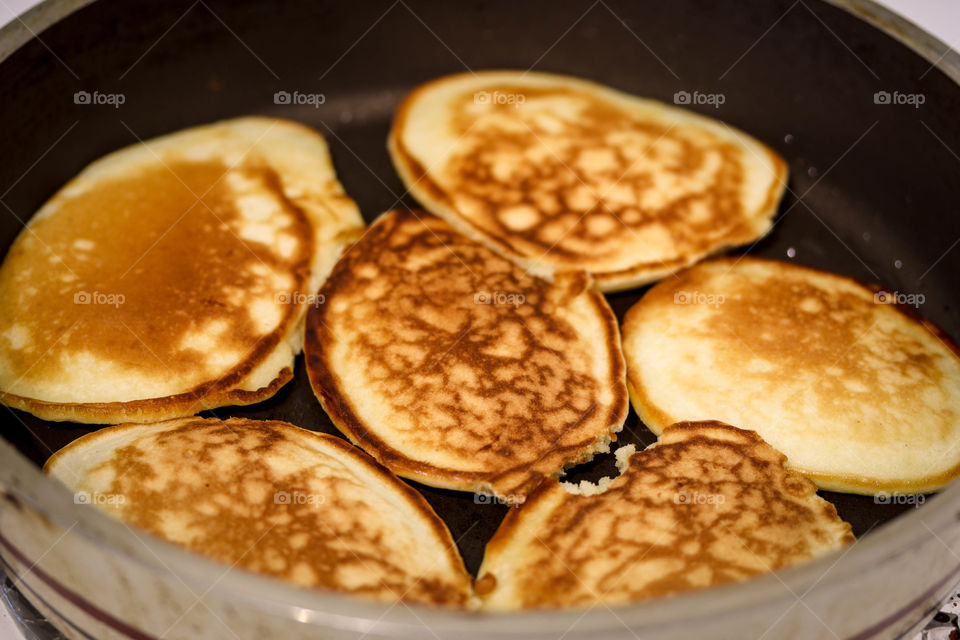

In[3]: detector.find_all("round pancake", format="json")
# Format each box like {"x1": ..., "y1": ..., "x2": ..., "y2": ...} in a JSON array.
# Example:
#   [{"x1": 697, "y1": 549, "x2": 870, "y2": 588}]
[
  {"x1": 0, "y1": 117, "x2": 363, "y2": 423},
  {"x1": 623, "y1": 257, "x2": 960, "y2": 495},
  {"x1": 389, "y1": 70, "x2": 787, "y2": 292},
  {"x1": 304, "y1": 209, "x2": 628, "y2": 503},
  {"x1": 44, "y1": 417, "x2": 472, "y2": 607},
  {"x1": 475, "y1": 421, "x2": 853, "y2": 610}
]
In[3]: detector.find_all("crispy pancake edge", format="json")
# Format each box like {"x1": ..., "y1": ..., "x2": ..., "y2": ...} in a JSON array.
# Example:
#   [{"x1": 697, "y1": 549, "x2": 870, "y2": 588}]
[{"x1": 0, "y1": 367, "x2": 294, "y2": 423}]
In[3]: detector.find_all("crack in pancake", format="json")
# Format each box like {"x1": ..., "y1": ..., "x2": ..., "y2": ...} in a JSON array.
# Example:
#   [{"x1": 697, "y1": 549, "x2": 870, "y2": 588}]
[
  {"x1": 390, "y1": 71, "x2": 787, "y2": 291},
  {"x1": 622, "y1": 257, "x2": 960, "y2": 494},
  {"x1": 476, "y1": 421, "x2": 853, "y2": 610},
  {"x1": 44, "y1": 417, "x2": 472, "y2": 607},
  {"x1": 305, "y1": 209, "x2": 627, "y2": 502}
]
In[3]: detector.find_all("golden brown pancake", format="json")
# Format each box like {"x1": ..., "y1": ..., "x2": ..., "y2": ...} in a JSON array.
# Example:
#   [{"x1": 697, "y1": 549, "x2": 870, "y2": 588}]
[
  {"x1": 44, "y1": 417, "x2": 472, "y2": 607},
  {"x1": 475, "y1": 421, "x2": 854, "y2": 610},
  {"x1": 0, "y1": 117, "x2": 363, "y2": 423},
  {"x1": 389, "y1": 71, "x2": 787, "y2": 291},
  {"x1": 622, "y1": 257, "x2": 960, "y2": 495},
  {"x1": 304, "y1": 209, "x2": 627, "y2": 503}
]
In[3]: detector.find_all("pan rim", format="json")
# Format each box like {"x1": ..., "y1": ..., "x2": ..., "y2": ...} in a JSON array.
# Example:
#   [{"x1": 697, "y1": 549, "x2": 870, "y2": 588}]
[{"x1": 0, "y1": 0, "x2": 959, "y2": 635}]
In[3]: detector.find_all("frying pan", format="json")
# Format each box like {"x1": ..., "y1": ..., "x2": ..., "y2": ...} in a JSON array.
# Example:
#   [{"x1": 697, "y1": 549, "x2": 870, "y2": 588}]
[{"x1": 1, "y1": 0, "x2": 959, "y2": 638}]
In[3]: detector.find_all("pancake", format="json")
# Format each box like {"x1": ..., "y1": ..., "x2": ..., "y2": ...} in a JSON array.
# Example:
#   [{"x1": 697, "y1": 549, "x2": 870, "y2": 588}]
[
  {"x1": 622, "y1": 257, "x2": 960, "y2": 495},
  {"x1": 304, "y1": 209, "x2": 627, "y2": 503},
  {"x1": 389, "y1": 70, "x2": 787, "y2": 292},
  {"x1": 475, "y1": 421, "x2": 854, "y2": 610},
  {"x1": 44, "y1": 417, "x2": 472, "y2": 607},
  {"x1": 0, "y1": 117, "x2": 363, "y2": 423}
]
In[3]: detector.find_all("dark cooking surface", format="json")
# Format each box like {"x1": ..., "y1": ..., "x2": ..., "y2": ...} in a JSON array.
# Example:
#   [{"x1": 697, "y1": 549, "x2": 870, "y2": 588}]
[{"x1": 1, "y1": 0, "x2": 958, "y2": 577}]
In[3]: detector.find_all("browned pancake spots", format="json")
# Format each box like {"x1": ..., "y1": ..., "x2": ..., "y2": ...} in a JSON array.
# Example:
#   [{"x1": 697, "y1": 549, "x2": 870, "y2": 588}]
[
  {"x1": 0, "y1": 160, "x2": 310, "y2": 389},
  {"x1": 308, "y1": 210, "x2": 623, "y2": 497},
  {"x1": 496, "y1": 422, "x2": 852, "y2": 607},
  {"x1": 685, "y1": 269, "x2": 948, "y2": 436},
  {"x1": 442, "y1": 85, "x2": 746, "y2": 261},
  {"x1": 95, "y1": 420, "x2": 468, "y2": 607}
]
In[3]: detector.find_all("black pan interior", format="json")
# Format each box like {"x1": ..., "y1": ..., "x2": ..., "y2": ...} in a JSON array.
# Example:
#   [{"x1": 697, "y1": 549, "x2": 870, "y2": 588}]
[{"x1": 2, "y1": 0, "x2": 959, "y2": 576}]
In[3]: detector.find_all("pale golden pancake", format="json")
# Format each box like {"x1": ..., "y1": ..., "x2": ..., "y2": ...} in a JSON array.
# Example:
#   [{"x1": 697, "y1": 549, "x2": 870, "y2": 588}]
[
  {"x1": 304, "y1": 209, "x2": 627, "y2": 503},
  {"x1": 623, "y1": 257, "x2": 960, "y2": 494},
  {"x1": 475, "y1": 421, "x2": 853, "y2": 610},
  {"x1": 0, "y1": 117, "x2": 363, "y2": 423},
  {"x1": 389, "y1": 71, "x2": 787, "y2": 291},
  {"x1": 44, "y1": 417, "x2": 472, "y2": 607}
]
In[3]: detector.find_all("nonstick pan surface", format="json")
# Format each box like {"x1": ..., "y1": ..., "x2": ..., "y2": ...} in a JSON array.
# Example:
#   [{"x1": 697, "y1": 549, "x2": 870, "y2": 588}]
[{"x1": 1, "y1": 0, "x2": 958, "y2": 582}]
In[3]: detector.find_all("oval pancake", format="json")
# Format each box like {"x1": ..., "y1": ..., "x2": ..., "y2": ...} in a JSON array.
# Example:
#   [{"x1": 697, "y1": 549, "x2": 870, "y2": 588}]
[
  {"x1": 44, "y1": 417, "x2": 472, "y2": 607},
  {"x1": 304, "y1": 209, "x2": 628, "y2": 503},
  {"x1": 0, "y1": 117, "x2": 363, "y2": 423},
  {"x1": 622, "y1": 257, "x2": 960, "y2": 495},
  {"x1": 475, "y1": 421, "x2": 853, "y2": 610},
  {"x1": 389, "y1": 71, "x2": 787, "y2": 292}
]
